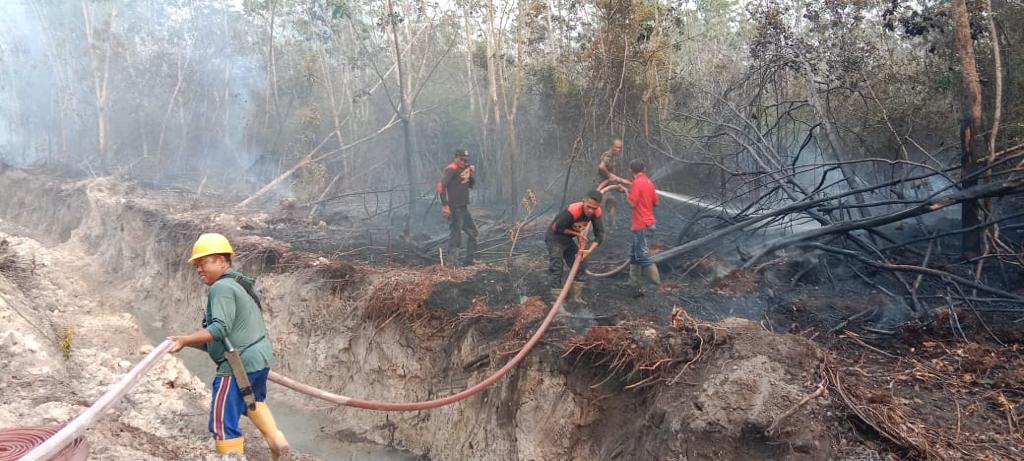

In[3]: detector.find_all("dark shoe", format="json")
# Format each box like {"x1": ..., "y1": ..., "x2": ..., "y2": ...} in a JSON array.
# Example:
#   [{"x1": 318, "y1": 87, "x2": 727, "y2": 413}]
[{"x1": 632, "y1": 288, "x2": 645, "y2": 298}]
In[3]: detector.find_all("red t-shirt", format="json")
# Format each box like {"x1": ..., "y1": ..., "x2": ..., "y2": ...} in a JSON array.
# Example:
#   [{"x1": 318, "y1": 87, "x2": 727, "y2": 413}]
[{"x1": 628, "y1": 172, "x2": 658, "y2": 231}]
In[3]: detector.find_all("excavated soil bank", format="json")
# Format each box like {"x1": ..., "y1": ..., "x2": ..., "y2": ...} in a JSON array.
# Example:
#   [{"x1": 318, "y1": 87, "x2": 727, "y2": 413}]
[
  {"x1": 13, "y1": 169, "x2": 1012, "y2": 460},
  {"x1": 0, "y1": 169, "x2": 860, "y2": 460}
]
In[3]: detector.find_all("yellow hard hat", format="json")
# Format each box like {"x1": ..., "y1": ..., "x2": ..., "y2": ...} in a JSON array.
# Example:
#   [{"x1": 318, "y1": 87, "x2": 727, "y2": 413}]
[{"x1": 189, "y1": 233, "x2": 235, "y2": 263}]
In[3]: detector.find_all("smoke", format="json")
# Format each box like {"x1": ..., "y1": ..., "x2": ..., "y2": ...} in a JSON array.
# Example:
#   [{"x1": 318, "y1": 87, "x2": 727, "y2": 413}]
[
  {"x1": 0, "y1": 0, "x2": 271, "y2": 193},
  {"x1": 0, "y1": 1, "x2": 53, "y2": 165}
]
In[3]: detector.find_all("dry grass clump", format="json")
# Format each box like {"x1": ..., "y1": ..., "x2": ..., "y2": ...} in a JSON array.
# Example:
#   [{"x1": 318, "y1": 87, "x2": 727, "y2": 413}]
[
  {"x1": 563, "y1": 321, "x2": 677, "y2": 390},
  {"x1": 363, "y1": 265, "x2": 484, "y2": 329},
  {"x1": 487, "y1": 296, "x2": 552, "y2": 355},
  {"x1": 0, "y1": 238, "x2": 31, "y2": 286},
  {"x1": 557, "y1": 307, "x2": 734, "y2": 391},
  {"x1": 233, "y1": 236, "x2": 289, "y2": 270},
  {"x1": 364, "y1": 272, "x2": 436, "y2": 325},
  {"x1": 450, "y1": 296, "x2": 502, "y2": 328},
  {"x1": 57, "y1": 326, "x2": 74, "y2": 359},
  {"x1": 668, "y1": 307, "x2": 728, "y2": 384},
  {"x1": 503, "y1": 296, "x2": 547, "y2": 341}
]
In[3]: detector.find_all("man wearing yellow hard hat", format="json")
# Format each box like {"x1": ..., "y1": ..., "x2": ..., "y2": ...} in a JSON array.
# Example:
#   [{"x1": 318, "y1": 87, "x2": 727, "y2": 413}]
[{"x1": 168, "y1": 233, "x2": 289, "y2": 459}]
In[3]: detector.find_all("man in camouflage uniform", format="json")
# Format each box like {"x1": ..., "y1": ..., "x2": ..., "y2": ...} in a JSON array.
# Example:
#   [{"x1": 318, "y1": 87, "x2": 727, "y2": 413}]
[{"x1": 596, "y1": 138, "x2": 631, "y2": 226}]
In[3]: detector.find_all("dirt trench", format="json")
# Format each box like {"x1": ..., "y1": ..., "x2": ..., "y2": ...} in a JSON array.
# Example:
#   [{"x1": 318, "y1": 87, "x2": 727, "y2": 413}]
[{"x1": 0, "y1": 169, "x2": 852, "y2": 461}]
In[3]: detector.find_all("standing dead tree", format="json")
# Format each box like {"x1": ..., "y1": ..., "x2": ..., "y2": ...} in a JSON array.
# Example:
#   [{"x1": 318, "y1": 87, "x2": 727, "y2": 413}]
[
  {"x1": 951, "y1": 0, "x2": 986, "y2": 257},
  {"x1": 81, "y1": 0, "x2": 117, "y2": 167}
]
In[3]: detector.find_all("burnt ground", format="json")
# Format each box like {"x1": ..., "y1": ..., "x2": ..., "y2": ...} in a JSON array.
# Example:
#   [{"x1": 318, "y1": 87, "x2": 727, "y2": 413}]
[
  {"x1": 350, "y1": 196, "x2": 1024, "y2": 460},
  {"x1": 21, "y1": 170, "x2": 1019, "y2": 460},
  {"x1": 427, "y1": 269, "x2": 520, "y2": 314}
]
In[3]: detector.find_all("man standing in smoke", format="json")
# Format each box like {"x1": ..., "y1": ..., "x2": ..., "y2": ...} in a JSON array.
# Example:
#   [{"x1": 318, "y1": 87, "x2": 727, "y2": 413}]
[{"x1": 438, "y1": 149, "x2": 478, "y2": 266}]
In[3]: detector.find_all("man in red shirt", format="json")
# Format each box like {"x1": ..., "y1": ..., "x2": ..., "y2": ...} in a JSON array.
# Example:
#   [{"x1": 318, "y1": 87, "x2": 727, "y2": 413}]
[{"x1": 626, "y1": 159, "x2": 660, "y2": 296}]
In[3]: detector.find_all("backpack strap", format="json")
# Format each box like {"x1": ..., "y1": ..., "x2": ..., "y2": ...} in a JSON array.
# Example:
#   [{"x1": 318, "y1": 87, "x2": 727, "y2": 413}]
[{"x1": 217, "y1": 272, "x2": 262, "y2": 311}]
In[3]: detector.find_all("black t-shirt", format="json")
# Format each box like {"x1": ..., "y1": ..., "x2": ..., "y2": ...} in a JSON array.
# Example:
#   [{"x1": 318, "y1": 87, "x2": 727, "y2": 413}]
[
  {"x1": 548, "y1": 202, "x2": 604, "y2": 245},
  {"x1": 437, "y1": 162, "x2": 475, "y2": 207}
]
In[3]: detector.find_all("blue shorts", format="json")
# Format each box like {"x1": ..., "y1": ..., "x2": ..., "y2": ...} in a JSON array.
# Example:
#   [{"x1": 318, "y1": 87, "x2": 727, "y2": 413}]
[{"x1": 209, "y1": 368, "x2": 269, "y2": 440}]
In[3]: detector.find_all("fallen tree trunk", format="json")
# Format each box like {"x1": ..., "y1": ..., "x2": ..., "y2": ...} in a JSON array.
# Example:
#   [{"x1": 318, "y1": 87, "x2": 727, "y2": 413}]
[
  {"x1": 589, "y1": 168, "x2": 952, "y2": 277},
  {"x1": 236, "y1": 115, "x2": 400, "y2": 209},
  {"x1": 744, "y1": 175, "x2": 1024, "y2": 267},
  {"x1": 797, "y1": 242, "x2": 1024, "y2": 304}
]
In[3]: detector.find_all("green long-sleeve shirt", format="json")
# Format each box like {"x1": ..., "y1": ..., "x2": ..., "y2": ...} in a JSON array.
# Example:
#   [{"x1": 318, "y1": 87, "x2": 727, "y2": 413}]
[{"x1": 203, "y1": 269, "x2": 273, "y2": 376}]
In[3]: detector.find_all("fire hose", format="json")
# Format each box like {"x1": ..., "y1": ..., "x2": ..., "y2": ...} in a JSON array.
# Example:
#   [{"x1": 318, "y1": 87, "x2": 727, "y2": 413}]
[
  {"x1": 13, "y1": 227, "x2": 594, "y2": 458},
  {"x1": 266, "y1": 193, "x2": 600, "y2": 410},
  {"x1": 14, "y1": 340, "x2": 175, "y2": 461},
  {"x1": 586, "y1": 184, "x2": 732, "y2": 278},
  {"x1": 267, "y1": 247, "x2": 584, "y2": 410},
  {"x1": 0, "y1": 427, "x2": 87, "y2": 461}
]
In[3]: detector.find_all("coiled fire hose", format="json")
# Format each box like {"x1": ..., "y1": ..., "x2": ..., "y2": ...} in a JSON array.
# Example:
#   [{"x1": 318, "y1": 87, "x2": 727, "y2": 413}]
[
  {"x1": 13, "y1": 225, "x2": 594, "y2": 458},
  {"x1": 15, "y1": 340, "x2": 175, "y2": 461},
  {"x1": 0, "y1": 427, "x2": 87, "y2": 461}
]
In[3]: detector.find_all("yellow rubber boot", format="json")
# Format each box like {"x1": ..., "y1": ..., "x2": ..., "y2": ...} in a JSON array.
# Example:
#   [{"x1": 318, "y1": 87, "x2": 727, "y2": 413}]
[
  {"x1": 570, "y1": 281, "x2": 587, "y2": 305},
  {"x1": 247, "y1": 402, "x2": 290, "y2": 460},
  {"x1": 215, "y1": 437, "x2": 244, "y2": 454},
  {"x1": 643, "y1": 264, "x2": 662, "y2": 286}
]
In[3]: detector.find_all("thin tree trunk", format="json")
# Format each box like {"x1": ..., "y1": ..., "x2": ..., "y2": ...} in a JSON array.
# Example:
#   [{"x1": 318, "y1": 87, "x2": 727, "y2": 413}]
[
  {"x1": 29, "y1": 0, "x2": 73, "y2": 162},
  {"x1": 157, "y1": 43, "x2": 191, "y2": 162},
  {"x1": 503, "y1": 0, "x2": 528, "y2": 218},
  {"x1": 309, "y1": 47, "x2": 348, "y2": 220},
  {"x1": 484, "y1": 0, "x2": 503, "y2": 199},
  {"x1": 386, "y1": 0, "x2": 418, "y2": 237},
  {"x1": 951, "y1": 0, "x2": 985, "y2": 256},
  {"x1": 264, "y1": 0, "x2": 279, "y2": 129},
  {"x1": 82, "y1": 1, "x2": 116, "y2": 167},
  {"x1": 463, "y1": 8, "x2": 491, "y2": 202},
  {"x1": 984, "y1": 0, "x2": 1002, "y2": 162},
  {"x1": 803, "y1": 61, "x2": 871, "y2": 218}
]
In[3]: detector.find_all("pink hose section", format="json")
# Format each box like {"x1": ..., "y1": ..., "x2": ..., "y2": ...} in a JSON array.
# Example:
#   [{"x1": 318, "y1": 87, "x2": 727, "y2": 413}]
[
  {"x1": 0, "y1": 426, "x2": 87, "y2": 461},
  {"x1": 266, "y1": 194, "x2": 605, "y2": 411},
  {"x1": 268, "y1": 245, "x2": 585, "y2": 411},
  {"x1": 14, "y1": 209, "x2": 596, "y2": 457},
  {"x1": 586, "y1": 259, "x2": 629, "y2": 277},
  {"x1": 585, "y1": 179, "x2": 630, "y2": 278},
  {"x1": 18, "y1": 340, "x2": 174, "y2": 461}
]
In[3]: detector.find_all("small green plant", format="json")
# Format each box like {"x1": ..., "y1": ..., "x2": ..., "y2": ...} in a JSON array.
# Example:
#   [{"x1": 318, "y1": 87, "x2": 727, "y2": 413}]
[{"x1": 57, "y1": 326, "x2": 74, "y2": 359}]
